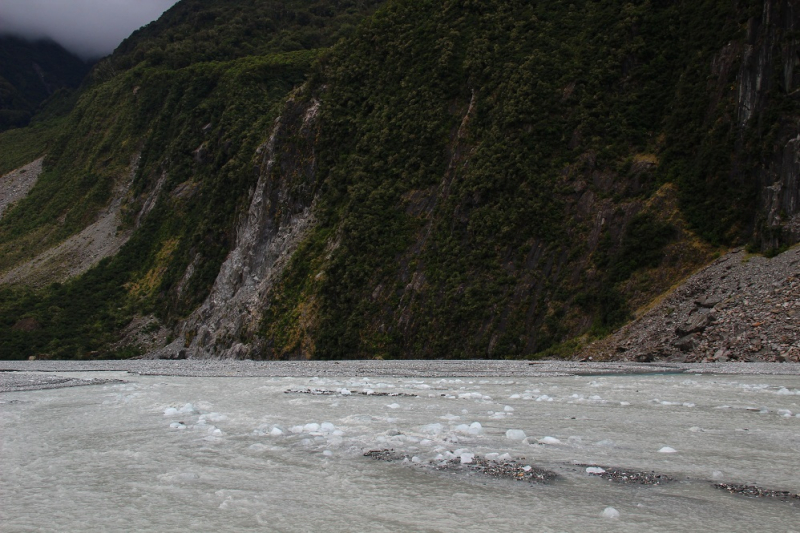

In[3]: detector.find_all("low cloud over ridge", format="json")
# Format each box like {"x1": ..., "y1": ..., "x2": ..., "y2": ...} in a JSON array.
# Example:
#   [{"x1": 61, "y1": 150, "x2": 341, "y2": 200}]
[{"x1": 0, "y1": 0, "x2": 179, "y2": 59}]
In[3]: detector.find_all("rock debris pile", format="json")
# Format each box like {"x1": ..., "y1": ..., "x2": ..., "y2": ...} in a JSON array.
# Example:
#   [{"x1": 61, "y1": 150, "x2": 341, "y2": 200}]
[
  {"x1": 713, "y1": 483, "x2": 800, "y2": 501},
  {"x1": 584, "y1": 465, "x2": 673, "y2": 485},
  {"x1": 364, "y1": 450, "x2": 558, "y2": 484},
  {"x1": 589, "y1": 247, "x2": 800, "y2": 363}
]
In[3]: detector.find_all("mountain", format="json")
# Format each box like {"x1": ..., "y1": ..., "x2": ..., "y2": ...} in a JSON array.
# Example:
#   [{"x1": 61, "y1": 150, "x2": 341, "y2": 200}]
[
  {"x1": 0, "y1": 0, "x2": 797, "y2": 361},
  {"x1": 0, "y1": 35, "x2": 89, "y2": 131}
]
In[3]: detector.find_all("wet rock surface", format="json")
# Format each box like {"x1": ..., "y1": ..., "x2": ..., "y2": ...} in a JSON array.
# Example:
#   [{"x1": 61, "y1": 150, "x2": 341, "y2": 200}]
[
  {"x1": 713, "y1": 483, "x2": 800, "y2": 501},
  {"x1": 365, "y1": 450, "x2": 558, "y2": 484},
  {"x1": 583, "y1": 465, "x2": 674, "y2": 485},
  {"x1": 285, "y1": 388, "x2": 417, "y2": 397},
  {"x1": 587, "y1": 247, "x2": 800, "y2": 363}
]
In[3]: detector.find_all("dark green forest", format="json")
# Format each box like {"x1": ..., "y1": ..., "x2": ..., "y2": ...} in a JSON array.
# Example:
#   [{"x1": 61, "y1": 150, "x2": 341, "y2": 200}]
[{"x1": 0, "y1": 0, "x2": 797, "y2": 360}]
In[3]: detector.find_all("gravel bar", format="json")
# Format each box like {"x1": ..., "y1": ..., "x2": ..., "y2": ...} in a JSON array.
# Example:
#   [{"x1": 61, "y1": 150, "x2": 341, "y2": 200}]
[{"x1": 1, "y1": 360, "x2": 799, "y2": 387}]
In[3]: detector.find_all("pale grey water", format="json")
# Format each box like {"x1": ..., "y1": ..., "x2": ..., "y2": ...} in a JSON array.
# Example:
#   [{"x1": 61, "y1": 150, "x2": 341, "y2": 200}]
[{"x1": 2, "y1": 371, "x2": 799, "y2": 532}]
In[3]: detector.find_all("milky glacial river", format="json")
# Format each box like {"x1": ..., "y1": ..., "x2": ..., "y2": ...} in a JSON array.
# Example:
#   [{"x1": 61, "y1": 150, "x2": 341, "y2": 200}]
[{"x1": 2, "y1": 371, "x2": 799, "y2": 532}]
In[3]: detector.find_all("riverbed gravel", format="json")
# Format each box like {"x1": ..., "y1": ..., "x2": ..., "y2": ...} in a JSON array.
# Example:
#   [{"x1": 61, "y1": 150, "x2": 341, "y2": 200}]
[{"x1": 1, "y1": 360, "x2": 798, "y2": 393}]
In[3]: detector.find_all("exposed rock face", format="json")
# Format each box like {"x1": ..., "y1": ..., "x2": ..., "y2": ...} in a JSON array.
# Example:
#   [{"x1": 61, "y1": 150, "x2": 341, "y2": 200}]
[
  {"x1": 586, "y1": 247, "x2": 800, "y2": 363},
  {"x1": 0, "y1": 158, "x2": 43, "y2": 219},
  {"x1": 0, "y1": 155, "x2": 139, "y2": 287},
  {"x1": 739, "y1": 0, "x2": 800, "y2": 247},
  {"x1": 167, "y1": 95, "x2": 321, "y2": 359}
]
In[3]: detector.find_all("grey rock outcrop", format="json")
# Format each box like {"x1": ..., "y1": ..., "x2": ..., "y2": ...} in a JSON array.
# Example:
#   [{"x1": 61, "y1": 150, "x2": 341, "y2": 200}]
[{"x1": 164, "y1": 94, "x2": 321, "y2": 359}]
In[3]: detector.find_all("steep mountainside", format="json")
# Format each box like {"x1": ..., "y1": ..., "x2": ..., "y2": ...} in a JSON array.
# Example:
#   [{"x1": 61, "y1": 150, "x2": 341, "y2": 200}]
[
  {"x1": 0, "y1": 36, "x2": 89, "y2": 131},
  {"x1": 0, "y1": 0, "x2": 798, "y2": 361}
]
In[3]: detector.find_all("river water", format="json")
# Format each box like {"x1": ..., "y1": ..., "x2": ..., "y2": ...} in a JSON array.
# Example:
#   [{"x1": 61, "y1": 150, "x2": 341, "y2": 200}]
[{"x1": 2, "y1": 371, "x2": 799, "y2": 532}]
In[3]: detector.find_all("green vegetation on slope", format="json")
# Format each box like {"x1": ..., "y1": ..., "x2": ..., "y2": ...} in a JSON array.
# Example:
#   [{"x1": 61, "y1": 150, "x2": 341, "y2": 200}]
[
  {"x1": 1, "y1": 0, "x2": 795, "y2": 360},
  {"x1": 261, "y1": 0, "x2": 757, "y2": 359},
  {"x1": 0, "y1": 0, "x2": 383, "y2": 360}
]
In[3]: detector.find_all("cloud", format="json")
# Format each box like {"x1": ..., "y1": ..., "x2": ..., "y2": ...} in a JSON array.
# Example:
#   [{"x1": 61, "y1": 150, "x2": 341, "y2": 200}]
[{"x1": 0, "y1": 0, "x2": 180, "y2": 59}]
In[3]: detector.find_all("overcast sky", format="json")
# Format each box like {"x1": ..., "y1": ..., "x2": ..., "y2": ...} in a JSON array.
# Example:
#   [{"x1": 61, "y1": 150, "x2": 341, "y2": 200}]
[{"x1": 0, "y1": 0, "x2": 180, "y2": 60}]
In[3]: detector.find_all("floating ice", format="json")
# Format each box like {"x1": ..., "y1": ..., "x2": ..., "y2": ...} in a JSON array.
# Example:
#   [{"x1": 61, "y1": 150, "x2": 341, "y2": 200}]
[
  {"x1": 411, "y1": 456, "x2": 422, "y2": 463},
  {"x1": 538, "y1": 436, "x2": 561, "y2": 445},
  {"x1": 386, "y1": 403, "x2": 400, "y2": 409},
  {"x1": 536, "y1": 395, "x2": 553, "y2": 402},
  {"x1": 270, "y1": 427, "x2": 284, "y2": 436},
  {"x1": 468, "y1": 422, "x2": 483, "y2": 435},
  {"x1": 485, "y1": 453, "x2": 500, "y2": 460},
  {"x1": 178, "y1": 403, "x2": 196, "y2": 414},
  {"x1": 777, "y1": 409, "x2": 793, "y2": 417},
  {"x1": 322, "y1": 450, "x2": 333, "y2": 457},
  {"x1": 498, "y1": 453, "x2": 512, "y2": 461},
  {"x1": 776, "y1": 387, "x2": 799, "y2": 395},
  {"x1": 601, "y1": 507, "x2": 620, "y2": 519},
  {"x1": 460, "y1": 453, "x2": 475, "y2": 464},
  {"x1": 303, "y1": 423, "x2": 321, "y2": 433},
  {"x1": 339, "y1": 389, "x2": 351, "y2": 396},
  {"x1": 509, "y1": 394, "x2": 521, "y2": 399},
  {"x1": 163, "y1": 407, "x2": 179, "y2": 416},
  {"x1": 169, "y1": 422, "x2": 186, "y2": 429},
  {"x1": 504, "y1": 405, "x2": 514, "y2": 412},
  {"x1": 505, "y1": 429, "x2": 527, "y2": 440},
  {"x1": 658, "y1": 447, "x2": 677, "y2": 453},
  {"x1": 522, "y1": 465, "x2": 532, "y2": 472},
  {"x1": 620, "y1": 402, "x2": 631, "y2": 406},
  {"x1": 688, "y1": 426, "x2": 703, "y2": 432},
  {"x1": 420, "y1": 423, "x2": 444, "y2": 435},
  {"x1": 586, "y1": 467, "x2": 606, "y2": 474}
]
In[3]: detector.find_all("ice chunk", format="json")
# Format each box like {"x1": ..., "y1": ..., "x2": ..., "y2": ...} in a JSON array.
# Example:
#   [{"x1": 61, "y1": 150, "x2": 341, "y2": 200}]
[
  {"x1": 777, "y1": 409, "x2": 793, "y2": 417},
  {"x1": 658, "y1": 446, "x2": 677, "y2": 453},
  {"x1": 270, "y1": 427, "x2": 284, "y2": 436},
  {"x1": 322, "y1": 450, "x2": 333, "y2": 457},
  {"x1": 586, "y1": 467, "x2": 606, "y2": 474},
  {"x1": 163, "y1": 407, "x2": 179, "y2": 416},
  {"x1": 386, "y1": 403, "x2": 401, "y2": 409},
  {"x1": 712, "y1": 470, "x2": 724, "y2": 479},
  {"x1": 522, "y1": 465, "x2": 532, "y2": 472},
  {"x1": 178, "y1": 403, "x2": 196, "y2": 414},
  {"x1": 411, "y1": 456, "x2": 422, "y2": 464},
  {"x1": 485, "y1": 453, "x2": 500, "y2": 460},
  {"x1": 504, "y1": 405, "x2": 514, "y2": 412},
  {"x1": 460, "y1": 453, "x2": 475, "y2": 464},
  {"x1": 421, "y1": 423, "x2": 444, "y2": 435},
  {"x1": 601, "y1": 507, "x2": 620, "y2": 519},
  {"x1": 497, "y1": 453, "x2": 512, "y2": 461},
  {"x1": 619, "y1": 401, "x2": 631, "y2": 406},
  {"x1": 320, "y1": 422, "x2": 336, "y2": 433},
  {"x1": 468, "y1": 422, "x2": 483, "y2": 435},
  {"x1": 538, "y1": 436, "x2": 561, "y2": 445},
  {"x1": 505, "y1": 429, "x2": 527, "y2": 440},
  {"x1": 169, "y1": 422, "x2": 186, "y2": 429},
  {"x1": 339, "y1": 389, "x2": 351, "y2": 396},
  {"x1": 688, "y1": 426, "x2": 703, "y2": 432},
  {"x1": 509, "y1": 394, "x2": 521, "y2": 399},
  {"x1": 454, "y1": 424, "x2": 471, "y2": 434},
  {"x1": 303, "y1": 423, "x2": 321, "y2": 433}
]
